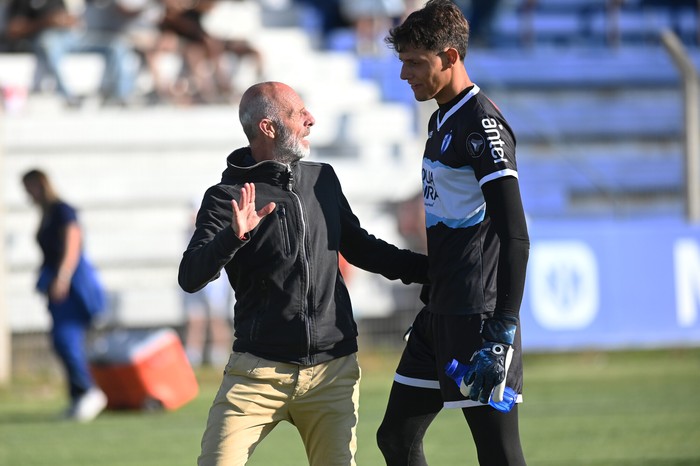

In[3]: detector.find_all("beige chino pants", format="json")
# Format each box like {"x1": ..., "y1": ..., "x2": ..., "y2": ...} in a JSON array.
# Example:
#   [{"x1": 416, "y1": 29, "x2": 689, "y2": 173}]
[{"x1": 198, "y1": 351, "x2": 361, "y2": 466}]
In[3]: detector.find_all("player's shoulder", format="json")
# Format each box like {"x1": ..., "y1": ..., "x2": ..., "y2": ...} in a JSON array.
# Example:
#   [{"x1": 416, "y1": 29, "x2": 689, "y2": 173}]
[
  {"x1": 462, "y1": 91, "x2": 515, "y2": 141},
  {"x1": 471, "y1": 90, "x2": 508, "y2": 122},
  {"x1": 439, "y1": 88, "x2": 502, "y2": 131}
]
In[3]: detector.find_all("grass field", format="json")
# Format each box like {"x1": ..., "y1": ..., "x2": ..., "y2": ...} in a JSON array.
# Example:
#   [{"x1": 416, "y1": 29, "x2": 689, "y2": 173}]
[{"x1": 1, "y1": 347, "x2": 699, "y2": 465}]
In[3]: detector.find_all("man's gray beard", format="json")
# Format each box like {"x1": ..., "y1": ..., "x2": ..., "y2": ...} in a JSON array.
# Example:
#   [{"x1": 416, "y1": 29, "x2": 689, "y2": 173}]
[{"x1": 274, "y1": 126, "x2": 310, "y2": 165}]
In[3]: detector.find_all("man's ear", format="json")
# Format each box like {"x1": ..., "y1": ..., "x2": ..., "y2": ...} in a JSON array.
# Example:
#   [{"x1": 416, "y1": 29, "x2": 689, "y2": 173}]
[
  {"x1": 259, "y1": 118, "x2": 276, "y2": 139},
  {"x1": 442, "y1": 48, "x2": 460, "y2": 68}
]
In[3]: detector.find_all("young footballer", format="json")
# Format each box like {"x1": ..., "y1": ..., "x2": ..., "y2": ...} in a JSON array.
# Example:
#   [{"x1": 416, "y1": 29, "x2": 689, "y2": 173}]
[{"x1": 376, "y1": 1, "x2": 530, "y2": 464}]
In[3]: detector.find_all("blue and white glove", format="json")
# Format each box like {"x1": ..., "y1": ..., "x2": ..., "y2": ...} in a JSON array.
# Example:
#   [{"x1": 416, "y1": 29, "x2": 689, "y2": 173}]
[{"x1": 461, "y1": 317, "x2": 518, "y2": 404}]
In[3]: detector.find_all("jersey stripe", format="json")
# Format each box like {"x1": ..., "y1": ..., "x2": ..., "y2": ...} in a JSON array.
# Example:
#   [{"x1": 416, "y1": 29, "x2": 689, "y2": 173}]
[
  {"x1": 393, "y1": 374, "x2": 441, "y2": 389},
  {"x1": 444, "y1": 394, "x2": 523, "y2": 409},
  {"x1": 423, "y1": 158, "x2": 486, "y2": 228},
  {"x1": 425, "y1": 205, "x2": 486, "y2": 229},
  {"x1": 479, "y1": 168, "x2": 519, "y2": 187}
]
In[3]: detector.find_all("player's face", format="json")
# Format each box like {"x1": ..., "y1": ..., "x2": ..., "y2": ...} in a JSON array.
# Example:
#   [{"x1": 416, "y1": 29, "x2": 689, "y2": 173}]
[{"x1": 398, "y1": 46, "x2": 453, "y2": 103}]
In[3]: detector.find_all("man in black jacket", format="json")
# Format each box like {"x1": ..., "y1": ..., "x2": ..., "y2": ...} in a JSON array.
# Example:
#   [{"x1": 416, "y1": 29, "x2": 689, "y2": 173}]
[{"x1": 179, "y1": 81, "x2": 429, "y2": 466}]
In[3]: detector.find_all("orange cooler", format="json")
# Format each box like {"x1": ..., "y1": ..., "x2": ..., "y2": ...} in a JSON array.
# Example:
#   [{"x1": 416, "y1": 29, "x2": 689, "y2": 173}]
[{"x1": 89, "y1": 328, "x2": 199, "y2": 410}]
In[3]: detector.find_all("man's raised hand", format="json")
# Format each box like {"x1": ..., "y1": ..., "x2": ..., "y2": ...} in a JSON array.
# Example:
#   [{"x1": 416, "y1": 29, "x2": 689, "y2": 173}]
[{"x1": 231, "y1": 183, "x2": 276, "y2": 239}]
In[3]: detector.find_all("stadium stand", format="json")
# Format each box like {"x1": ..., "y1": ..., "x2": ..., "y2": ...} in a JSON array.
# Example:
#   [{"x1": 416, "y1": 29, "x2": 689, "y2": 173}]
[
  {"x1": 1, "y1": 0, "x2": 423, "y2": 332},
  {"x1": 2, "y1": 0, "x2": 698, "y2": 333}
]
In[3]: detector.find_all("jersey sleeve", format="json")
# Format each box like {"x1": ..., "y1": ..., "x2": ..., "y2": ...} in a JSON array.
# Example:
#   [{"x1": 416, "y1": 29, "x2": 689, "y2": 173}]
[{"x1": 464, "y1": 104, "x2": 518, "y2": 187}]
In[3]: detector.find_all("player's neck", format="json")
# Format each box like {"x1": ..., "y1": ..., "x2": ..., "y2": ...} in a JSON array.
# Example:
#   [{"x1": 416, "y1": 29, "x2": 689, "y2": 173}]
[{"x1": 436, "y1": 71, "x2": 473, "y2": 105}]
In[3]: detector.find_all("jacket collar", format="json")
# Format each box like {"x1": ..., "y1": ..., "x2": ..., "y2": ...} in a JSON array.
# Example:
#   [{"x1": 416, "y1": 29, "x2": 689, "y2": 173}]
[{"x1": 222, "y1": 147, "x2": 296, "y2": 187}]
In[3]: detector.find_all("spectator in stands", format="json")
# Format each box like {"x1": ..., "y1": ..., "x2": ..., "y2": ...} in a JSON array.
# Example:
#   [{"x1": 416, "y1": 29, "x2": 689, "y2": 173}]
[
  {"x1": 80, "y1": 0, "x2": 180, "y2": 106},
  {"x1": 82, "y1": 0, "x2": 150, "y2": 105},
  {"x1": 115, "y1": 0, "x2": 183, "y2": 105},
  {"x1": 22, "y1": 169, "x2": 108, "y2": 422},
  {"x1": 377, "y1": 1, "x2": 529, "y2": 465},
  {"x1": 339, "y1": 0, "x2": 406, "y2": 55},
  {"x1": 178, "y1": 81, "x2": 429, "y2": 465},
  {"x1": 293, "y1": 0, "x2": 349, "y2": 47},
  {"x1": 458, "y1": 0, "x2": 503, "y2": 48},
  {"x1": 158, "y1": 0, "x2": 264, "y2": 104},
  {"x1": 5, "y1": 0, "x2": 81, "y2": 106},
  {"x1": 5, "y1": 0, "x2": 136, "y2": 107}
]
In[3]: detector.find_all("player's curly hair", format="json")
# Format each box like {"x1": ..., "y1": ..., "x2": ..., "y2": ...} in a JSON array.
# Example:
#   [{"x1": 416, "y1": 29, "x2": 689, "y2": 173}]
[{"x1": 385, "y1": 0, "x2": 470, "y2": 60}]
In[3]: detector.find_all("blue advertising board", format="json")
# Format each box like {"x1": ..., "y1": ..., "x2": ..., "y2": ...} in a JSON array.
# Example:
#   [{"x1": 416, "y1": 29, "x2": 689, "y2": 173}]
[{"x1": 520, "y1": 218, "x2": 700, "y2": 351}]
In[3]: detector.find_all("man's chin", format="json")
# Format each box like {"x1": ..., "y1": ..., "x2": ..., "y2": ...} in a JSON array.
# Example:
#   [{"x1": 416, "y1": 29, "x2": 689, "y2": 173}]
[
  {"x1": 413, "y1": 91, "x2": 431, "y2": 102},
  {"x1": 295, "y1": 146, "x2": 310, "y2": 161}
]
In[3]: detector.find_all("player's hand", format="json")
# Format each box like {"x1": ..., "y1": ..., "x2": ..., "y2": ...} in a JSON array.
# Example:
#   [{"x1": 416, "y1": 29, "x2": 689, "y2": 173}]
[
  {"x1": 462, "y1": 317, "x2": 517, "y2": 404},
  {"x1": 231, "y1": 183, "x2": 275, "y2": 239}
]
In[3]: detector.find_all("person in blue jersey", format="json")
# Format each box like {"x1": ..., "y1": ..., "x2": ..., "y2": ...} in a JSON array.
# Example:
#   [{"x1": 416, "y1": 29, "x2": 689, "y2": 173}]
[
  {"x1": 22, "y1": 169, "x2": 108, "y2": 422},
  {"x1": 179, "y1": 81, "x2": 429, "y2": 466},
  {"x1": 376, "y1": 1, "x2": 530, "y2": 465}
]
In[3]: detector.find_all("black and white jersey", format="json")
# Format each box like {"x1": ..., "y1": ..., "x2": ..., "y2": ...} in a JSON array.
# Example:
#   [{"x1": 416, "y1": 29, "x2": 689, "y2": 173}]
[{"x1": 422, "y1": 84, "x2": 518, "y2": 315}]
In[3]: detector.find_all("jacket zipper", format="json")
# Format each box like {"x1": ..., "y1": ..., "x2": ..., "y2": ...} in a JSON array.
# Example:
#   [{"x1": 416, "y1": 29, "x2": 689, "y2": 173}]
[{"x1": 286, "y1": 166, "x2": 312, "y2": 359}]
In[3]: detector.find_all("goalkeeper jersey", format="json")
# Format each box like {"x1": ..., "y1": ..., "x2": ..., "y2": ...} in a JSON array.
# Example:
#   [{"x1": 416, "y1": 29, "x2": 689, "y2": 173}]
[{"x1": 422, "y1": 84, "x2": 519, "y2": 315}]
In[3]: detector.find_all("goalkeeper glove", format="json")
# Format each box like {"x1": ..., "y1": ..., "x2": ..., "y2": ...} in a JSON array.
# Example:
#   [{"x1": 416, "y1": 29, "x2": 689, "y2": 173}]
[{"x1": 462, "y1": 316, "x2": 518, "y2": 404}]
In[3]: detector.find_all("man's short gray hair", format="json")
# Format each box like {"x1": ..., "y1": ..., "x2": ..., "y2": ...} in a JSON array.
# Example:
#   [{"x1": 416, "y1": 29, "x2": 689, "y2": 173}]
[{"x1": 239, "y1": 83, "x2": 285, "y2": 142}]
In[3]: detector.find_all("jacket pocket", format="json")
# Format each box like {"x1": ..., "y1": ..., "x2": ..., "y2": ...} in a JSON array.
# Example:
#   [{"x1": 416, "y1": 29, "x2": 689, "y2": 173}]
[{"x1": 277, "y1": 205, "x2": 292, "y2": 256}]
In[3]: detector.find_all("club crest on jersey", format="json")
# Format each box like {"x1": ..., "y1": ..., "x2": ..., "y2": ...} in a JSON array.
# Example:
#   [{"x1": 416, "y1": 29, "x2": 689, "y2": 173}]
[
  {"x1": 482, "y1": 117, "x2": 508, "y2": 164},
  {"x1": 441, "y1": 131, "x2": 453, "y2": 154},
  {"x1": 466, "y1": 132, "x2": 486, "y2": 157}
]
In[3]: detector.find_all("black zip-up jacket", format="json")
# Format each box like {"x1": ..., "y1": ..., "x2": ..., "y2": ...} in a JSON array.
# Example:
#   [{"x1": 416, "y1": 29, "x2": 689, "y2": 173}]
[{"x1": 178, "y1": 148, "x2": 429, "y2": 365}]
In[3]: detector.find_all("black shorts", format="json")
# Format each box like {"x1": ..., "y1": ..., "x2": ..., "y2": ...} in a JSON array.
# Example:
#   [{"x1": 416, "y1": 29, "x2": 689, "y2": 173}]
[{"x1": 395, "y1": 307, "x2": 524, "y2": 409}]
